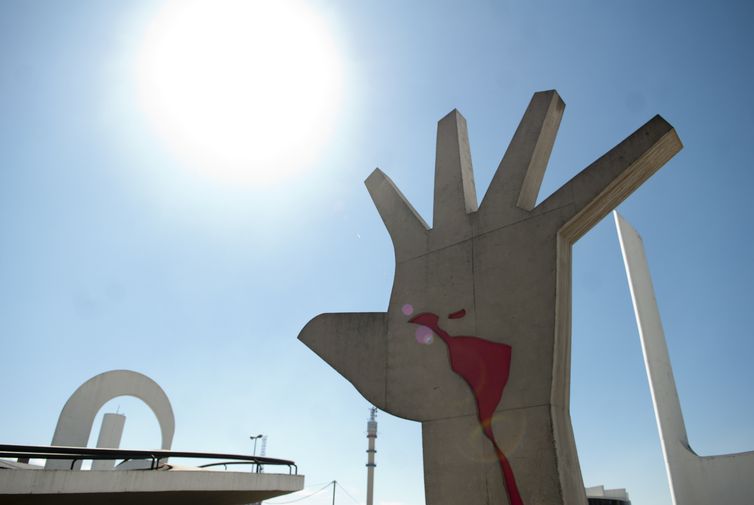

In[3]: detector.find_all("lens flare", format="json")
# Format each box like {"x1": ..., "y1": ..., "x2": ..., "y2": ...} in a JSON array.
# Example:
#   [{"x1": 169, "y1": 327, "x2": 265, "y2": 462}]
[{"x1": 415, "y1": 326, "x2": 433, "y2": 345}]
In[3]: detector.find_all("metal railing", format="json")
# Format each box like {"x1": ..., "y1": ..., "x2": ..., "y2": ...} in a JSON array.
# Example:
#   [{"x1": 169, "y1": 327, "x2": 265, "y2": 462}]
[{"x1": 0, "y1": 444, "x2": 297, "y2": 474}]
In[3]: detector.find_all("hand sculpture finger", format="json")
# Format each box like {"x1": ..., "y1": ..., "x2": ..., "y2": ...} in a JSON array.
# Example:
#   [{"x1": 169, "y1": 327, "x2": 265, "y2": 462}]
[
  {"x1": 543, "y1": 114, "x2": 681, "y2": 242},
  {"x1": 432, "y1": 110, "x2": 478, "y2": 245},
  {"x1": 365, "y1": 169, "x2": 428, "y2": 262},
  {"x1": 479, "y1": 90, "x2": 564, "y2": 223}
]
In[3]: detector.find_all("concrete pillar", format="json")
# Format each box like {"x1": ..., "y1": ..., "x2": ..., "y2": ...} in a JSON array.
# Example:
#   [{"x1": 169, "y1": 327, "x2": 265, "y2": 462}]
[
  {"x1": 91, "y1": 413, "x2": 126, "y2": 470},
  {"x1": 615, "y1": 212, "x2": 754, "y2": 505}
]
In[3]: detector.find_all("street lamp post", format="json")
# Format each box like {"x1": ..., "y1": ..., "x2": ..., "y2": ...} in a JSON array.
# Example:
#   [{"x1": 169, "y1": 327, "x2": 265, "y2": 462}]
[
  {"x1": 249, "y1": 434, "x2": 263, "y2": 474},
  {"x1": 250, "y1": 434, "x2": 263, "y2": 456}
]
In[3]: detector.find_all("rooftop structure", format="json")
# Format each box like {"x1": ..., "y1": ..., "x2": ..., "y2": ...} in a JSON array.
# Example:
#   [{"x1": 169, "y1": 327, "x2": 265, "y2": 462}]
[
  {"x1": 0, "y1": 370, "x2": 304, "y2": 504},
  {"x1": 585, "y1": 485, "x2": 631, "y2": 505}
]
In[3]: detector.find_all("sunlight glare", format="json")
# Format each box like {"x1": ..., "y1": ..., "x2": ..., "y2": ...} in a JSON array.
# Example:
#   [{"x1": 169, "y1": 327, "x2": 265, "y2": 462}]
[{"x1": 138, "y1": 0, "x2": 343, "y2": 184}]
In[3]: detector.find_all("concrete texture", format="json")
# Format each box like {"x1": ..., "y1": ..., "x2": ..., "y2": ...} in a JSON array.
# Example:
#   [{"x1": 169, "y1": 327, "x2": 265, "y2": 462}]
[
  {"x1": 299, "y1": 90, "x2": 682, "y2": 505},
  {"x1": 47, "y1": 370, "x2": 175, "y2": 470},
  {"x1": 615, "y1": 212, "x2": 754, "y2": 505}
]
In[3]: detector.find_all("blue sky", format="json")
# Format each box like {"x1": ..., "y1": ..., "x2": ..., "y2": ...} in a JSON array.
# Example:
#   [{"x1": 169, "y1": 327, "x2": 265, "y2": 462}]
[{"x1": 2, "y1": 1, "x2": 753, "y2": 504}]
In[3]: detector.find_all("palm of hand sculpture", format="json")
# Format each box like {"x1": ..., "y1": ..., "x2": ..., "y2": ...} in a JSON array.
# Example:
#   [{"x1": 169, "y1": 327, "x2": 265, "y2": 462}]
[
  {"x1": 299, "y1": 90, "x2": 681, "y2": 505},
  {"x1": 410, "y1": 310, "x2": 521, "y2": 505}
]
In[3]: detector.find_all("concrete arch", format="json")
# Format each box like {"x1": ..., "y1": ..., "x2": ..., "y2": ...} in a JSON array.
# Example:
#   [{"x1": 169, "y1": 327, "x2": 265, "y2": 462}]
[{"x1": 46, "y1": 370, "x2": 174, "y2": 470}]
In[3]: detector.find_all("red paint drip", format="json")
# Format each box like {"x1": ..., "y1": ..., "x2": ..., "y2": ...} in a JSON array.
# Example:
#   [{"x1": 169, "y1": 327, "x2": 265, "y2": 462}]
[
  {"x1": 409, "y1": 312, "x2": 523, "y2": 505},
  {"x1": 448, "y1": 308, "x2": 466, "y2": 319}
]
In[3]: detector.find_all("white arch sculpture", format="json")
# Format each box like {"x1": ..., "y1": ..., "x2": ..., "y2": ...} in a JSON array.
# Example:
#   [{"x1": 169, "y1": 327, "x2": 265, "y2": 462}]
[
  {"x1": 46, "y1": 369, "x2": 175, "y2": 470},
  {"x1": 614, "y1": 212, "x2": 754, "y2": 505}
]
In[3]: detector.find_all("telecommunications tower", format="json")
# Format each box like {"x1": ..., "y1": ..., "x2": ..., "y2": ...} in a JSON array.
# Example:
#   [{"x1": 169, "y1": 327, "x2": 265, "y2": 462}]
[{"x1": 366, "y1": 407, "x2": 378, "y2": 505}]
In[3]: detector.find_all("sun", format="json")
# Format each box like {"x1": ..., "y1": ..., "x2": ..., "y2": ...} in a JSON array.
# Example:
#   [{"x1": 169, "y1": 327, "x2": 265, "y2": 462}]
[{"x1": 137, "y1": 0, "x2": 343, "y2": 184}]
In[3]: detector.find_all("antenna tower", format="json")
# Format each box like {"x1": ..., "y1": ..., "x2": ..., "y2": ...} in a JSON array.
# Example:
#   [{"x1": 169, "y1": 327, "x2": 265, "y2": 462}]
[{"x1": 366, "y1": 407, "x2": 378, "y2": 505}]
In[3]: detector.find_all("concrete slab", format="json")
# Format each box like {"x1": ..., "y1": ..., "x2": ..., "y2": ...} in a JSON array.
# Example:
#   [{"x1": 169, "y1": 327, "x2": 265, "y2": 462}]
[{"x1": 0, "y1": 469, "x2": 303, "y2": 505}]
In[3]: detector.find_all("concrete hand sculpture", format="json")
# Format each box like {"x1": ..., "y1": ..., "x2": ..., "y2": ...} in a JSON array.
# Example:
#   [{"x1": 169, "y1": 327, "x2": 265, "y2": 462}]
[{"x1": 299, "y1": 90, "x2": 682, "y2": 505}]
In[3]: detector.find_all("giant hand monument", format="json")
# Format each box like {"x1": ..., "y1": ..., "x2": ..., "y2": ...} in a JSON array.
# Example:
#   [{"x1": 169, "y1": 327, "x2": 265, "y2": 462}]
[{"x1": 298, "y1": 90, "x2": 682, "y2": 504}]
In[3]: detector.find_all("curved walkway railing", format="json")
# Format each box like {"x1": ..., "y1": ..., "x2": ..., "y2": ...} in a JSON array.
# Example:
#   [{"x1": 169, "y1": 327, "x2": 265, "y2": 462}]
[{"x1": 0, "y1": 443, "x2": 297, "y2": 474}]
